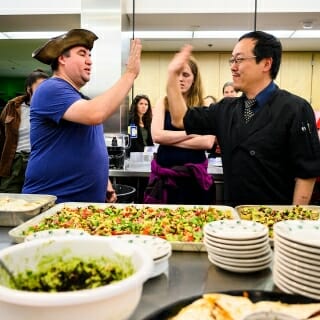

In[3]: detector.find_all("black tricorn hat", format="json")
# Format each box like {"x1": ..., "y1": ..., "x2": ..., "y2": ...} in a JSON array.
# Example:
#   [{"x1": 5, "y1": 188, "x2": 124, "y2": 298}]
[{"x1": 32, "y1": 29, "x2": 98, "y2": 65}]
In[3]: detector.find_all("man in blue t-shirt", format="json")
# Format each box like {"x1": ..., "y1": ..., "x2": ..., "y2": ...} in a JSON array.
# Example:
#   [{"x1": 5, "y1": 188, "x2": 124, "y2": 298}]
[{"x1": 23, "y1": 29, "x2": 141, "y2": 203}]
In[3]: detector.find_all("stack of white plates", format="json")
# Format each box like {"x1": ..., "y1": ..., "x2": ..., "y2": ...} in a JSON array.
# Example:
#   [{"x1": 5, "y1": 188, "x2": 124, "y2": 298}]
[
  {"x1": 110, "y1": 234, "x2": 172, "y2": 279},
  {"x1": 203, "y1": 220, "x2": 272, "y2": 273},
  {"x1": 273, "y1": 220, "x2": 320, "y2": 299}
]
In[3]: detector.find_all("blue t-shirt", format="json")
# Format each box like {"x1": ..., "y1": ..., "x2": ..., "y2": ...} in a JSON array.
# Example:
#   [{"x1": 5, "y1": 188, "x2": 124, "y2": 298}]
[{"x1": 23, "y1": 78, "x2": 108, "y2": 203}]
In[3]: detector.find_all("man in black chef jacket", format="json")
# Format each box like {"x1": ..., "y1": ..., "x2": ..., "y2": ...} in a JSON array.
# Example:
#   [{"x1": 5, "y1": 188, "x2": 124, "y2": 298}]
[{"x1": 166, "y1": 31, "x2": 320, "y2": 206}]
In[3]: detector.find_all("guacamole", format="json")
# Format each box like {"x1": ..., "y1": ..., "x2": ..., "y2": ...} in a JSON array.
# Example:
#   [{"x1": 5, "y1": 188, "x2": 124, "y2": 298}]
[{"x1": 11, "y1": 255, "x2": 134, "y2": 292}]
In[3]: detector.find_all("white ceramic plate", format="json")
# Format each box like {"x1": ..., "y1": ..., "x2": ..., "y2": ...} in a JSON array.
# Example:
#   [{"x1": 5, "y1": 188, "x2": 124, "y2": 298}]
[
  {"x1": 204, "y1": 235, "x2": 269, "y2": 251},
  {"x1": 204, "y1": 239, "x2": 271, "y2": 258},
  {"x1": 275, "y1": 237, "x2": 320, "y2": 263},
  {"x1": 273, "y1": 268, "x2": 320, "y2": 300},
  {"x1": 24, "y1": 228, "x2": 90, "y2": 241},
  {"x1": 274, "y1": 248, "x2": 319, "y2": 276},
  {"x1": 274, "y1": 245, "x2": 320, "y2": 273},
  {"x1": 273, "y1": 273, "x2": 295, "y2": 295},
  {"x1": 204, "y1": 220, "x2": 268, "y2": 240},
  {"x1": 274, "y1": 220, "x2": 320, "y2": 247},
  {"x1": 274, "y1": 233, "x2": 320, "y2": 255},
  {"x1": 109, "y1": 234, "x2": 172, "y2": 260},
  {"x1": 274, "y1": 259, "x2": 320, "y2": 288},
  {"x1": 209, "y1": 250, "x2": 273, "y2": 266},
  {"x1": 208, "y1": 254, "x2": 271, "y2": 273},
  {"x1": 150, "y1": 259, "x2": 169, "y2": 279},
  {"x1": 209, "y1": 252, "x2": 273, "y2": 267},
  {"x1": 204, "y1": 232, "x2": 269, "y2": 245}
]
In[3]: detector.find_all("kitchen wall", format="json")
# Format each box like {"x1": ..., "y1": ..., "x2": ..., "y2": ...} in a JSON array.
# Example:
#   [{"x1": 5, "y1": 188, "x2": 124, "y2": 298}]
[{"x1": 134, "y1": 51, "x2": 320, "y2": 111}]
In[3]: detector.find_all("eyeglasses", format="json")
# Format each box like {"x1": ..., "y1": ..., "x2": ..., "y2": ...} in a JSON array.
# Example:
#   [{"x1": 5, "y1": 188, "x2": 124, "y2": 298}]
[{"x1": 228, "y1": 56, "x2": 257, "y2": 66}]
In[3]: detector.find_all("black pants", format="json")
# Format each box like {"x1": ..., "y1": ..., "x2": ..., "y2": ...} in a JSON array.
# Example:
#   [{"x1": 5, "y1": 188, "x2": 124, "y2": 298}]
[{"x1": 0, "y1": 151, "x2": 29, "y2": 193}]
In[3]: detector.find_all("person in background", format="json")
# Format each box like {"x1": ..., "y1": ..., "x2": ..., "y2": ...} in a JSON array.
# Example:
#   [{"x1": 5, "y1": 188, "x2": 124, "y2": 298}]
[
  {"x1": 144, "y1": 56, "x2": 216, "y2": 205},
  {"x1": 203, "y1": 95, "x2": 217, "y2": 106},
  {"x1": 22, "y1": 29, "x2": 141, "y2": 203},
  {"x1": 166, "y1": 31, "x2": 320, "y2": 206},
  {"x1": 222, "y1": 81, "x2": 238, "y2": 97},
  {"x1": 128, "y1": 94, "x2": 154, "y2": 153},
  {"x1": 0, "y1": 69, "x2": 49, "y2": 193}
]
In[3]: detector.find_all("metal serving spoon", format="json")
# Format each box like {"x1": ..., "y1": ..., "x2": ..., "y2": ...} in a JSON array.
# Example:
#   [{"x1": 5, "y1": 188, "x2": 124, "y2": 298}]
[{"x1": 0, "y1": 259, "x2": 19, "y2": 289}]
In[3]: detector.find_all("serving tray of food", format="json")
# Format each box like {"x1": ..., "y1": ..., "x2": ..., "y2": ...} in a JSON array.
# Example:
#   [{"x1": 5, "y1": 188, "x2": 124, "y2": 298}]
[
  {"x1": 235, "y1": 205, "x2": 320, "y2": 246},
  {"x1": 141, "y1": 291, "x2": 320, "y2": 320},
  {"x1": 0, "y1": 193, "x2": 57, "y2": 227},
  {"x1": 8, "y1": 203, "x2": 239, "y2": 251}
]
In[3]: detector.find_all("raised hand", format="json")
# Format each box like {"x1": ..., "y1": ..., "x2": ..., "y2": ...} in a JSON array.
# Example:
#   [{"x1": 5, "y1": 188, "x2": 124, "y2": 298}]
[
  {"x1": 168, "y1": 44, "x2": 193, "y2": 75},
  {"x1": 126, "y1": 38, "x2": 142, "y2": 79}
]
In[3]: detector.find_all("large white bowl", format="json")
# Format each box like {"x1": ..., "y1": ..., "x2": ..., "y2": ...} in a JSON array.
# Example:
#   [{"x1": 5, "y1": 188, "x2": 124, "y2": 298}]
[{"x1": 0, "y1": 236, "x2": 153, "y2": 320}]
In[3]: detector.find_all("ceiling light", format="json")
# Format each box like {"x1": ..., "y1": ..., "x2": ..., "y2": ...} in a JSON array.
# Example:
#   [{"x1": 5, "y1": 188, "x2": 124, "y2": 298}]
[
  {"x1": 193, "y1": 30, "x2": 248, "y2": 38},
  {"x1": 292, "y1": 30, "x2": 320, "y2": 38},
  {"x1": 2, "y1": 31, "x2": 66, "y2": 39},
  {"x1": 264, "y1": 30, "x2": 295, "y2": 38},
  {"x1": 302, "y1": 21, "x2": 313, "y2": 29},
  {"x1": 134, "y1": 31, "x2": 192, "y2": 39}
]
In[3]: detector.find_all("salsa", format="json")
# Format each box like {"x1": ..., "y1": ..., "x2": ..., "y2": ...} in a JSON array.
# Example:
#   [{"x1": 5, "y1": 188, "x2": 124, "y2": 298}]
[{"x1": 11, "y1": 254, "x2": 134, "y2": 292}]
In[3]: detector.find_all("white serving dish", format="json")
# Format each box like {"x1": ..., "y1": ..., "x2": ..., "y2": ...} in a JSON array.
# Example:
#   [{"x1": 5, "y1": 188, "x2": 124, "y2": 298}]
[
  {"x1": 0, "y1": 236, "x2": 153, "y2": 320},
  {"x1": 0, "y1": 193, "x2": 56, "y2": 226}
]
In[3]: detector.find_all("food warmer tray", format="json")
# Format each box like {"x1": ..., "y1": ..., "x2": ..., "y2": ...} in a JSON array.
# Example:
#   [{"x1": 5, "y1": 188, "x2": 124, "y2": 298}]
[
  {"x1": 0, "y1": 193, "x2": 57, "y2": 227},
  {"x1": 141, "y1": 290, "x2": 320, "y2": 320},
  {"x1": 8, "y1": 203, "x2": 239, "y2": 251}
]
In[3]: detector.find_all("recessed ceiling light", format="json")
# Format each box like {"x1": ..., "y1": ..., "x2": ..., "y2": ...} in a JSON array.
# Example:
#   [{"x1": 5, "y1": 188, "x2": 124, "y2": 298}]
[{"x1": 302, "y1": 21, "x2": 313, "y2": 29}]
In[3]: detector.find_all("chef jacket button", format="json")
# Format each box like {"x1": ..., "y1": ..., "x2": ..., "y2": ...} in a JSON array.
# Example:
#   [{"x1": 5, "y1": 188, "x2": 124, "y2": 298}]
[{"x1": 249, "y1": 150, "x2": 256, "y2": 156}]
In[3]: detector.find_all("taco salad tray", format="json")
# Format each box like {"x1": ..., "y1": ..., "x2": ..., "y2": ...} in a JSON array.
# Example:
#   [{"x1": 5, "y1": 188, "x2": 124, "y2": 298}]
[{"x1": 8, "y1": 202, "x2": 239, "y2": 251}]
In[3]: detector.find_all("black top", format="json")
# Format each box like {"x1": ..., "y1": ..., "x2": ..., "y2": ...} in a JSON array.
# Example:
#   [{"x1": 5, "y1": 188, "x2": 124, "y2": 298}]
[
  {"x1": 184, "y1": 87, "x2": 320, "y2": 206},
  {"x1": 156, "y1": 111, "x2": 206, "y2": 167}
]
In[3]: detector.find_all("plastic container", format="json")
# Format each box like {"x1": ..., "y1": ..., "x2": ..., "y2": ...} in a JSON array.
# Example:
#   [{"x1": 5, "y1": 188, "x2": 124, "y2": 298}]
[{"x1": 113, "y1": 184, "x2": 136, "y2": 203}]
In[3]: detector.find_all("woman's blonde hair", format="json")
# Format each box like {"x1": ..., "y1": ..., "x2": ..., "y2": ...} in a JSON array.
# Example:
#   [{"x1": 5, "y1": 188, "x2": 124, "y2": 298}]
[{"x1": 165, "y1": 56, "x2": 204, "y2": 110}]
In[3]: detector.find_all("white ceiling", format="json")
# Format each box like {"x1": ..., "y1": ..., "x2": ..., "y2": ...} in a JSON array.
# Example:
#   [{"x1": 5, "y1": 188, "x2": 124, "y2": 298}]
[{"x1": 0, "y1": 0, "x2": 320, "y2": 77}]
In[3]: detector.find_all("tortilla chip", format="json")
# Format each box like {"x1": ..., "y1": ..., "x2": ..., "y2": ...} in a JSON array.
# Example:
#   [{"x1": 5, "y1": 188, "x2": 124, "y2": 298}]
[
  {"x1": 170, "y1": 298, "x2": 215, "y2": 320},
  {"x1": 171, "y1": 293, "x2": 320, "y2": 320}
]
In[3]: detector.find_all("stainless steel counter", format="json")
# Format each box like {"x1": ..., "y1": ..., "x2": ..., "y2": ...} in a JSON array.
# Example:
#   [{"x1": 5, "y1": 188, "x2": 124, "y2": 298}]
[
  {"x1": 109, "y1": 165, "x2": 223, "y2": 180},
  {"x1": 0, "y1": 227, "x2": 275, "y2": 320}
]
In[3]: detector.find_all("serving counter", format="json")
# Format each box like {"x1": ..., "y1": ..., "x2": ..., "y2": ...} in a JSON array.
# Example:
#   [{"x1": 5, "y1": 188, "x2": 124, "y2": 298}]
[{"x1": 0, "y1": 226, "x2": 275, "y2": 320}]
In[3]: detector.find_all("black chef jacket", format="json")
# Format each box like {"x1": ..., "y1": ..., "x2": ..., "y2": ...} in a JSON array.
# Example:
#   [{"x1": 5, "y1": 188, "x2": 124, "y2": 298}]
[{"x1": 184, "y1": 87, "x2": 320, "y2": 206}]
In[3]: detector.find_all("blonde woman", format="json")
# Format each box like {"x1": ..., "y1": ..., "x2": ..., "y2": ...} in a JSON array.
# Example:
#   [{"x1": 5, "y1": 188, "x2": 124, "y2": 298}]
[{"x1": 144, "y1": 56, "x2": 215, "y2": 204}]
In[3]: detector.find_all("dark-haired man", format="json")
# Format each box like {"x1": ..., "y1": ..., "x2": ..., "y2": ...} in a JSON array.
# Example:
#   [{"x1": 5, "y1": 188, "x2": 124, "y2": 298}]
[{"x1": 167, "y1": 31, "x2": 320, "y2": 206}]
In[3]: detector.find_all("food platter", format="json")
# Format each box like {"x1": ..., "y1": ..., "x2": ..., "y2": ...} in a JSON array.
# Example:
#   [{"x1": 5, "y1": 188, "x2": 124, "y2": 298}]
[
  {"x1": 8, "y1": 203, "x2": 238, "y2": 251},
  {"x1": 0, "y1": 193, "x2": 57, "y2": 226},
  {"x1": 235, "y1": 205, "x2": 320, "y2": 246},
  {"x1": 141, "y1": 290, "x2": 320, "y2": 320}
]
